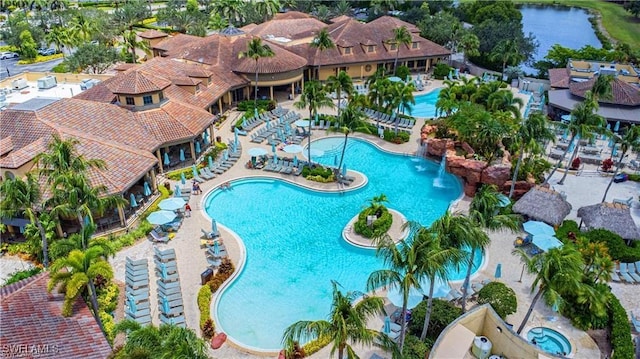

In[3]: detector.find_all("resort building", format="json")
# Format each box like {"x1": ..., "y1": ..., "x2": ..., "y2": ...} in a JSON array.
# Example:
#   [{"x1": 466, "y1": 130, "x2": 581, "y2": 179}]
[
  {"x1": 549, "y1": 59, "x2": 640, "y2": 88},
  {"x1": 0, "y1": 273, "x2": 113, "y2": 359}
]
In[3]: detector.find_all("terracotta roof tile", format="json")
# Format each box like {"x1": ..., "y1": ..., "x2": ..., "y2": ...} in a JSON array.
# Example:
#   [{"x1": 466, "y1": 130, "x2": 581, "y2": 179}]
[
  {"x1": 548, "y1": 68, "x2": 570, "y2": 88},
  {"x1": 134, "y1": 101, "x2": 214, "y2": 143},
  {"x1": 329, "y1": 15, "x2": 351, "y2": 23},
  {"x1": 233, "y1": 36, "x2": 307, "y2": 73},
  {"x1": 0, "y1": 273, "x2": 112, "y2": 359},
  {"x1": 569, "y1": 77, "x2": 640, "y2": 106},
  {"x1": 138, "y1": 29, "x2": 169, "y2": 39},
  {"x1": 0, "y1": 135, "x2": 14, "y2": 155},
  {"x1": 248, "y1": 16, "x2": 325, "y2": 40},
  {"x1": 110, "y1": 71, "x2": 171, "y2": 95}
]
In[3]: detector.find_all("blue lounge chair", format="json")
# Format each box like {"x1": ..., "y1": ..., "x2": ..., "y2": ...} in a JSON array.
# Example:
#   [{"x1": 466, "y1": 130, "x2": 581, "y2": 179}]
[
  {"x1": 618, "y1": 262, "x2": 635, "y2": 283},
  {"x1": 613, "y1": 197, "x2": 632, "y2": 206},
  {"x1": 199, "y1": 168, "x2": 214, "y2": 180},
  {"x1": 149, "y1": 228, "x2": 169, "y2": 243},
  {"x1": 610, "y1": 268, "x2": 621, "y2": 282},
  {"x1": 628, "y1": 262, "x2": 640, "y2": 282}
]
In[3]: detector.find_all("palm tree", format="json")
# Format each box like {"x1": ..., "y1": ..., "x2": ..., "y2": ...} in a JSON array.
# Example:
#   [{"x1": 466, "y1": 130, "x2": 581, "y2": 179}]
[
  {"x1": 489, "y1": 39, "x2": 524, "y2": 81},
  {"x1": 213, "y1": 0, "x2": 244, "y2": 25},
  {"x1": 509, "y1": 112, "x2": 556, "y2": 198},
  {"x1": 293, "y1": 80, "x2": 334, "y2": 162},
  {"x1": 115, "y1": 320, "x2": 208, "y2": 358},
  {"x1": 512, "y1": 246, "x2": 584, "y2": 334},
  {"x1": 366, "y1": 224, "x2": 431, "y2": 351},
  {"x1": 48, "y1": 245, "x2": 113, "y2": 334},
  {"x1": 545, "y1": 96, "x2": 604, "y2": 185},
  {"x1": 601, "y1": 125, "x2": 640, "y2": 202},
  {"x1": 253, "y1": 0, "x2": 281, "y2": 22},
  {"x1": 487, "y1": 90, "x2": 524, "y2": 119},
  {"x1": 325, "y1": 70, "x2": 353, "y2": 119},
  {"x1": 390, "y1": 26, "x2": 412, "y2": 75},
  {"x1": 0, "y1": 173, "x2": 51, "y2": 268},
  {"x1": 391, "y1": 81, "x2": 415, "y2": 135},
  {"x1": 459, "y1": 32, "x2": 480, "y2": 66},
  {"x1": 121, "y1": 29, "x2": 151, "y2": 64},
  {"x1": 239, "y1": 37, "x2": 275, "y2": 107},
  {"x1": 282, "y1": 281, "x2": 384, "y2": 359},
  {"x1": 333, "y1": 0, "x2": 352, "y2": 16},
  {"x1": 332, "y1": 105, "x2": 370, "y2": 172},
  {"x1": 310, "y1": 28, "x2": 335, "y2": 81},
  {"x1": 45, "y1": 26, "x2": 70, "y2": 57},
  {"x1": 71, "y1": 13, "x2": 94, "y2": 42}
]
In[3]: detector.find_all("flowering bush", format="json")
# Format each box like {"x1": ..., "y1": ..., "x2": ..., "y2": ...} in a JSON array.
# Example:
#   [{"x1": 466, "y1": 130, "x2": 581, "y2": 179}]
[
  {"x1": 570, "y1": 157, "x2": 581, "y2": 170},
  {"x1": 601, "y1": 158, "x2": 614, "y2": 172}
]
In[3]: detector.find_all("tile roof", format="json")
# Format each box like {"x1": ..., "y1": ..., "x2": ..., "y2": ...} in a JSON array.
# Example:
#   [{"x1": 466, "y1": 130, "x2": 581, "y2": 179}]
[
  {"x1": 138, "y1": 29, "x2": 169, "y2": 39},
  {"x1": 110, "y1": 70, "x2": 172, "y2": 95},
  {"x1": 233, "y1": 36, "x2": 307, "y2": 74},
  {"x1": 548, "y1": 68, "x2": 570, "y2": 88},
  {"x1": 329, "y1": 15, "x2": 351, "y2": 23},
  {"x1": 0, "y1": 135, "x2": 14, "y2": 155},
  {"x1": 0, "y1": 273, "x2": 112, "y2": 359},
  {"x1": 248, "y1": 15, "x2": 325, "y2": 40},
  {"x1": 273, "y1": 11, "x2": 314, "y2": 20},
  {"x1": 134, "y1": 101, "x2": 215, "y2": 144},
  {"x1": 569, "y1": 77, "x2": 640, "y2": 106}
]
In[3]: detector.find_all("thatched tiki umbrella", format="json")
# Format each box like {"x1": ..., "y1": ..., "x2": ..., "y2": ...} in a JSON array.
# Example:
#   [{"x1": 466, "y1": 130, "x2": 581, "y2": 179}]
[
  {"x1": 577, "y1": 203, "x2": 640, "y2": 244},
  {"x1": 513, "y1": 186, "x2": 572, "y2": 226}
]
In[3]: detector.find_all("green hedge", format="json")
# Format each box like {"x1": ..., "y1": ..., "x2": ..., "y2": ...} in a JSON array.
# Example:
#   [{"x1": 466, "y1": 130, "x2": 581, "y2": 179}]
[
  {"x1": 402, "y1": 334, "x2": 430, "y2": 359},
  {"x1": 476, "y1": 282, "x2": 517, "y2": 319},
  {"x1": 301, "y1": 166, "x2": 335, "y2": 182},
  {"x1": 2, "y1": 267, "x2": 42, "y2": 287},
  {"x1": 17, "y1": 53, "x2": 63, "y2": 65},
  {"x1": 237, "y1": 99, "x2": 275, "y2": 112},
  {"x1": 433, "y1": 63, "x2": 452, "y2": 80},
  {"x1": 556, "y1": 221, "x2": 640, "y2": 262},
  {"x1": 353, "y1": 206, "x2": 393, "y2": 239},
  {"x1": 408, "y1": 299, "x2": 462, "y2": 339},
  {"x1": 382, "y1": 129, "x2": 410, "y2": 144},
  {"x1": 197, "y1": 285, "x2": 213, "y2": 338},
  {"x1": 97, "y1": 282, "x2": 119, "y2": 344},
  {"x1": 609, "y1": 294, "x2": 634, "y2": 359}
]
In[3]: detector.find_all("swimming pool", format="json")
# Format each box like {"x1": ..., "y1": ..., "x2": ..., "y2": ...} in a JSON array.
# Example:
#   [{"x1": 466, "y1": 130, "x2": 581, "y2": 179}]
[
  {"x1": 409, "y1": 88, "x2": 441, "y2": 118},
  {"x1": 527, "y1": 327, "x2": 572, "y2": 356},
  {"x1": 208, "y1": 137, "x2": 476, "y2": 351}
]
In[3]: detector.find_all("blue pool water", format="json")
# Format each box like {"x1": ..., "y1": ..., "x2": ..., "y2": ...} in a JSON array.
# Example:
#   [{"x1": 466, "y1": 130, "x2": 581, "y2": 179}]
[
  {"x1": 409, "y1": 88, "x2": 441, "y2": 118},
  {"x1": 208, "y1": 137, "x2": 476, "y2": 350},
  {"x1": 527, "y1": 327, "x2": 572, "y2": 356}
]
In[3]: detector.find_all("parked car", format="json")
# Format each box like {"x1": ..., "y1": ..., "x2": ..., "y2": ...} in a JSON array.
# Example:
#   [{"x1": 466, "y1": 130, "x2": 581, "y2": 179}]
[
  {"x1": 0, "y1": 51, "x2": 19, "y2": 60},
  {"x1": 38, "y1": 48, "x2": 56, "y2": 56}
]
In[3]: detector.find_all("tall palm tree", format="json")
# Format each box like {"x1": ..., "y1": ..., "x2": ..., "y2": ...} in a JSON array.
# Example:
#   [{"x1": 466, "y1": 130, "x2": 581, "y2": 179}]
[
  {"x1": 489, "y1": 39, "x2": 524, "y2": 80},
  {"x1": 115, "y1": 320, "x2": 208, "y2": 358},
  {"x1": 391, "y1": 81, "x2": 415, "y2": 135},
  {"x1": 310, "y1": 28, "x2": 335, "y2": 81},
  {"x1": 283, "y1": 281, "x2": 385, "y2": 359},
  {"x1": 325, "y1": 70, "x2": 353, "y2": 119},
  {"x1": 0, "y1": 173, "x2": 51, "y2": 268},
  {"x1": 239, "y1": 37, "x2": 275, "y2": 107},
  {"x1": 487, "y1": 90, "x2": 524, "y2": 119},
  {"x1": 294, "y1": 80, "x2": 334, "y2": 163},
  {"x1": 71, "y1": 13, "x2": 94, "y2": 42},
  {"x1": 390, "y1": 26, "x2": 412, "y2": 75},
  {"x1": 121, "y1": 29, "x2": 151, "y2": 64},
  {"x1": 509, "y1": 112, "x2": 556, "y2": 198},
  {"x1": 213, "y1": 0, "x2": 244, "y2": 25},
  {"x1": 545, "y1": 95, "x2": 605, "y2": 185},
  {"x1": 459, "y1": 32, "x2": 480, "y2": 66},
  {"x1": 601, "y1": 125, "x2": 640, "y2": 202},
  {"x1": 366, "y1": 224, "x2": 428, "y2": 351},
  {"x1": 331, "y1": 105, "x2": 370, "y2": 172},
  {"x1": 48, "y1": 245, "x2": 113, "y2": 334},
  {"x1": 512, "y1": 246, "x2": 584, "y2": 334},
  {"x1": 253, "y1": 0, "x2": 281, "y2": 22}
]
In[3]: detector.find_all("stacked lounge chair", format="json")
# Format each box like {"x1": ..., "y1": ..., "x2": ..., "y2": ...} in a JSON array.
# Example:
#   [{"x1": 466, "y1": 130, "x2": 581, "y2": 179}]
[
  {"x1": 154, "y1": 247, "x2": 185, "y2": 327},
  {"x1": 125, "y1": 257, "x2": 152, "y2": 325},
  {"x1": 205, "y1": 241, "x2": 228, "y2": 268}
]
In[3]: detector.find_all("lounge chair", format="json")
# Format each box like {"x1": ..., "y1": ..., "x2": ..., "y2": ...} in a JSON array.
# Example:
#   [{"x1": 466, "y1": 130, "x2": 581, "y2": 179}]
[
  {"x1": 126, "y1": 307, "x2": 151, "y2": 318},
  {"x1": 157, "y1": 280, "x2": 182, "y2": 292},
  {"x1": 628, "y1": 262, "x2": 640, "y2": 282},
  {"x1": 149, "y1": 228, "x2": 169, "y2": 243},
  {"x1": 618, "y1": 262, "x2": 636, "y2": 283},
  {"x1": 199, "y1": 168, "x2": 214, "y2": 180},
  {"x1": 126, "y1": 258, "x2": 148, "y2": 268},
  {"x1": 207, "y1": 257, "x2": 222, "y2": 267},
  {"x1": 201, "y1": 228, "x2": 219, "y2": 239},
  {"x1": 203, "y1": 167, "x2": 216, "y2": 178},
  {"x1": 154, "y1": 247, "x2": 176, "y2": 262},
  {"x1": 159, "y1": 305, "x2": 184, "y2": 317},
  {"x1": 192, "y1": 174, "x2": 205, "y2": 183},
  {"x1": 126, "y1": 290, "x2": 149, "y2": 303},
  {"x1": 610, "y1": 266, "x2": 621, "y2": 282},
  {"x1": 125, "y1": 286, "x2": 149, "y2": 297},
  {"x1": 154, "y1": 259, "x2": 178, "y2": 273},
  {"x1": 631, "y1": 312, "x2": 640, "y2": 332},
  {"x1": 126, "y1": 300, "x2": 150, "y2": 311},
  {"x1": 613, "y1": 197, "x2": 632, "y2": 206},
  {"x1": 160, "y1": 313, "x2": 186, "y2": 327},
  {"x1": 125, "y1": 271, "x2": 149, "y2": 285},
  {"x1": 446, "y1": 288, "x2": 463, "y2": 303},
  {"x1": 206, "y1": 247, "x2": 228, "y2": 259}
]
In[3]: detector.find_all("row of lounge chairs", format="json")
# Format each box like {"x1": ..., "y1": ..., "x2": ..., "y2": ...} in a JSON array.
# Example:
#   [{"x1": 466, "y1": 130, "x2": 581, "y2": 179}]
[
  {"x1": 125, "y1": 257, "x2": 152, "y2": 325},
  {"x1": 193, "y1": 147, "x2": 242, "y2": 184},
  {"x1": 240, "y1": 106, "x2": 290, "y2": 132},
  {"x1": 249, "y1": 112, "x2": 302, "y2": 144},
  {"x1": 154, "y1": 247, "x2": 185, "y2": 327},
  {"x1": 361, "y1": 108, "x2": 416, "y2": 128},
  {"x1": 263, "y1": 158, "x2": 304, "y2": 176},
  {"x1": 611, "y1": 262, "x2": 640, "y2": 284},
  {"x1": 310, "y1": 119, "x2": 340, "y2": 131}
]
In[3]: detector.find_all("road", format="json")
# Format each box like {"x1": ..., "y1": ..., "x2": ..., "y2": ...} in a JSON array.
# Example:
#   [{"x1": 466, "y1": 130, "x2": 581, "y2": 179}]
[{"x1": 0, "y1": 57, "x2": 64, "y2": 82}]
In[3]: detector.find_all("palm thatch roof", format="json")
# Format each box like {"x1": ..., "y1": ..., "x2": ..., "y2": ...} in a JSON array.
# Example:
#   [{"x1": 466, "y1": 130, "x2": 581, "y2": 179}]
[
  {"x1": 577, "y1": 202, "x2": 640, "y2": 241},
  {"x1": 512, "y1": 186, "x2": 572, "y2": 226}
]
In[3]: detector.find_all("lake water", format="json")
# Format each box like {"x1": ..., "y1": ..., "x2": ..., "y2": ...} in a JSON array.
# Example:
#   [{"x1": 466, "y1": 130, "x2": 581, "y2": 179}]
[{"x1": 520, "y1": 5, "x2": 601, "y2": 75}]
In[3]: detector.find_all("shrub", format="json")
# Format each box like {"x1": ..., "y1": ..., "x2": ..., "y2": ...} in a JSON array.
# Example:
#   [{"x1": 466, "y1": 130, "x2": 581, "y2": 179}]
[
  {"x1": 353, "y1": 206, "x2": 393, "y2": 238},
  {"x1": 402, "y1": 334, "x2": 430, "y2": 359},
  {"x1": 476, "y1": 282, "x2": 517, "y2": 319},
  {"x1": 301, "y1": 335, "x2": 331, "y2": 356},
  {"x1": 382, "y1": 129, "x2": 410, "y2": 144},
  {"x1": 586, "y1": 229, "x2": 640, "y2": 262},
  {"x1": 100, "y1": 310, "x2": 116, "y2": 343},
  {"x1": 207, "y1": 258, "x2": 235, "y2": 293},
  {"x1": 302, "y1": 165, "x2": 335, "y2": 182},
  {"x1": 2, "y1": 267, "x2": 42, "y2": 286},
  {"x1": 237, "y1": 99, "x2": 275, "y2": 112},
  {"x1": 433, "y1": 63, "x2": 451, "y2": 80},
  {"x1": 17, "y1": 53, "x2": 64, "y2": 65},
  {"x1": 51, "y1": 61, "x2": 68, "y2": 73},
  {"x1": 555, "y1": 220, "x2": 580, "y2": 242},
  {"x1": 408, "y1": 299, "x2": 462, "y2": 339},
  {"x1": 96, "y1": 282, "x2": 119, "y2": 344},
  {"x1": 198, "y1": 285, "x2": 212, "y2": 334},
  {"x1": 609, "y1": 294, "x2": 634, "y2": 359},
  {"x1": 202, "y1": 318, "x2": 215, "y2": 339}
]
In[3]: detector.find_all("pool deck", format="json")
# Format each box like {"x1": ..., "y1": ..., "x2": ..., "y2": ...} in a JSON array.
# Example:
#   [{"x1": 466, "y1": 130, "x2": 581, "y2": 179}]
[{"x1": 104, "y1": 79, "x2": 637, "y2": 358}]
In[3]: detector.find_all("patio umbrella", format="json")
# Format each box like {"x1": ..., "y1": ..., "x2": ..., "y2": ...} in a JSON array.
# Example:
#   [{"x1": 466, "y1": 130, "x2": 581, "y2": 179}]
[
  {"x1": 213, "y1": 240, "x2": 220, "y2": 255},
  {"x1": 127, "y1": 293, "x2": 137, "y2": 313},
  {"x1": 614, "y1": 121, "x2": 620, "y2": 132},
  {"x1": 294, "y1": 120, "x2": 310, "y2": 127},
  {"x1": 234, "y1": 127, "x2": 239, "y2": 147},
  {"x1": 612, "y1": 146, "x2": 618, "y2": 157},
  {"x1": 532, "y1": 234, "x2": 562, "y2": 252},
  {"x1": 389, "y1": 76, "x2": 402, "y2": 83},
  {"x1": 254, "y1": 107, "x2": 259, "y2": 118},
  {"x1": 293, "y1": 156, "x2": 298, "y2": 167},
  {"x1": 523, "y1": 220, "x2": 555, "y2": 236},
  {"x1": 273, "y1": 152, "x2": 278, "y2": 163},
  {"x1": 560, "y1": 115, "x2": 571, "y2": 123},
  {"x1": 208, "y1": 156, "x2": 214, "y2": 169},
  {"x1": 271, "y1": 142, "x2": 276, "y2": 154},
  {"x1": 129, "y1": 193, "x2": 138, "y2": 208},
  {"x1": 147, "y1": 210, "x2": 177, "y2": 225},
  {"x1": 494, "y1": 263, "x2": 502, "y2": 279},
  {"x1": 174, "y1": 185, "x2": 181, "y2": 197},
  {"x1": 143, "y1": 181, "x2": 152, "y2": 196},
  {"x1": 383, "y1": 316, "x2": 391, "y2": 334},
  {"x1": 179, "y1": 149, "x2": 185, "y2": 162},
  {"x1": 419, "y1": 277, "x2": 450, "y2": 299},
  {"x1": 203, "y1": 130, "x2": 209, "y2": 144},
  {"x1": 248, "y1": 147, "x2": 268, "y2": 156},
  {"x1": 211, "y1": 218, "x2": 219, "y2": 235},
  {"x1": 161, "y1": 295, "x2": 170, "y2": 314},
  {"x1": 223, "y1": 150, "x2": 229, "y2": 161},
  {"x1": 266, "y1": 120, "x2": 271, "y2": 129},
  {"x1": 283, "y1": 144, "x2": 303, "y2": 154},
  {"x1": 159, "y1": 197, "x2": 186, "y2": 211},
  {"x1": 163, "y1": 152, "x2": 170, "y2": 166},
  {"x1": 180, "y1": 172, "x2": 186, "y2": 185},
  {"x1": 195, "y1": 141, "x2": 201, "y2": 154},
  {"x1": 387, "y1": 285, "x2": 423, "y2": 309},
  {"x1": 192, "y1": 164, "x2": 198, "y2": 178},
  {"x1": 342, "y1": 164, "x2": 347, "y2": 177}
]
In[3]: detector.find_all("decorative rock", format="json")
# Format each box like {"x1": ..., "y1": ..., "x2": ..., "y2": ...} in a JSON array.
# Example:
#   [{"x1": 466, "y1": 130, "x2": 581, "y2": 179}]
[
  {"x1": 481, "y1": 164, "x2": 512, "y2": 186},
  {"x1": 211, "y1": 332, "x2": 227, "y2": 349},
  {"x1": 426, "y1": 138, "x2": 455, "y2": 157}
]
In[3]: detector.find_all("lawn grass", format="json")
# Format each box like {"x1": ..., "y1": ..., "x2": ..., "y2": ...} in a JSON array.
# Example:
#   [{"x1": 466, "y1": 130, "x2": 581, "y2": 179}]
[{"x1": 513, "y1": 0, "x2": 640, "y2": 50}]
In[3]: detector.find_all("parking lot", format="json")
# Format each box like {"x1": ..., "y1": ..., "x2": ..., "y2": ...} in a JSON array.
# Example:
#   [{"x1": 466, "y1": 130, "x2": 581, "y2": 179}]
[{"x1": 0, "y1": 56, "x2": 64, "y2": 82}]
